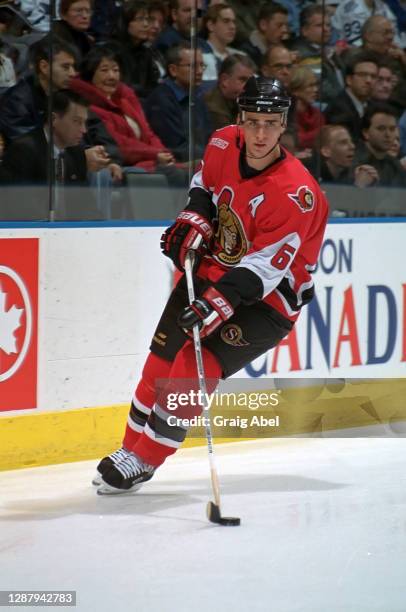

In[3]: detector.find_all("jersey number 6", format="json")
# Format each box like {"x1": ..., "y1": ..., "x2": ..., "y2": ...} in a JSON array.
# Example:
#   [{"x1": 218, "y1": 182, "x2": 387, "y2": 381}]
[{"x1": 271, "y1": 243, "x2": 296, "y2": 270}]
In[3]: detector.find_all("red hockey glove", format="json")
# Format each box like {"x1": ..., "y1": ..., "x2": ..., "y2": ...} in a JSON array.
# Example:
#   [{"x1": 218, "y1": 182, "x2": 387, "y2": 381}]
[
  {"x1": 161, "y1": 210, "x2": 213, "y2": 271},
  {"x1": 177, "y1": 287, "x2": 234, "y2": 339}
]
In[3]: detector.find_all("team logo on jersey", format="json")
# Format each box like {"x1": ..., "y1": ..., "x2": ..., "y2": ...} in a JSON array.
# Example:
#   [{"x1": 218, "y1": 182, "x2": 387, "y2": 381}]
[
  {"x1": 288, "y1": 185, "x2": 315, "y2": 213},
  {"x1": 210, "y1": 137, "x2": 229, "y2": 150},
  {"x1": 220, "y1": 324, "x2": 249, "y2": 347},
  {"x1": 213, "y1": 187, "x2": 248, "y2": 266}
]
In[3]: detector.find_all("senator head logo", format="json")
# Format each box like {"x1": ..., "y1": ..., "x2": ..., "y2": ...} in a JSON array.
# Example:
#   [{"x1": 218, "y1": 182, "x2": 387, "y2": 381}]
[
  {"x1": 213, "y1": 187, "x2": 248, "y2": 266},
  {"x1": 288, "y1": 186, "x2": 315, "y2": 213}
]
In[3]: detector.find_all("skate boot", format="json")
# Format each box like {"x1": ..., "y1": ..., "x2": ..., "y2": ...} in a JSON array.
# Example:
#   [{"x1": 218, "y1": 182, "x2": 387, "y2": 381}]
[
  {"x1": 97, "y1": 452, "x2": 156, "y2": 495},
  {"x1": 92, "y1": 447, "x2": 133, "y2": 486}
]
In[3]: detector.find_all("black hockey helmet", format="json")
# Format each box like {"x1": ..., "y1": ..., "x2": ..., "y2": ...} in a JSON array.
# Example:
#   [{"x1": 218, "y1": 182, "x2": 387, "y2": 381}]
[{"x1": 237, "y1": 76, "x2": 291, "y2": 114}]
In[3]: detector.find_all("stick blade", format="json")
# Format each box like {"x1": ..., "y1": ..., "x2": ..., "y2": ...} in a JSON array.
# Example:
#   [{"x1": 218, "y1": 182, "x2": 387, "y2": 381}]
[{"x1": 206, "y1": 501, "x2": 241, "y2": 526}]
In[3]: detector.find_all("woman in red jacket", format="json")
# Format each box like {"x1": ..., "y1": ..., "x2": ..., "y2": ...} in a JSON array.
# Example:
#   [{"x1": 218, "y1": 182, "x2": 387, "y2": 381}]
[
  {"x1": 289, "y1": 66, "x2": 325, "y2": 152},
  {"x1": 71, "y1": 45, "x2": 175, "y2": 172}
]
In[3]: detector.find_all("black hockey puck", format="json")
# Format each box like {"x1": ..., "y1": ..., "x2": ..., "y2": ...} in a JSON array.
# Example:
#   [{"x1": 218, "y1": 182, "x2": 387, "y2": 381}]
[{"x1": 207, "y1": 501, "x2": 241, "y2": 526}]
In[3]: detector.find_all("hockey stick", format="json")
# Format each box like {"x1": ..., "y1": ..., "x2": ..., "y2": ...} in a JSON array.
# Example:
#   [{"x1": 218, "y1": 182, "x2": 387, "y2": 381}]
[{"x1": 184, "y1": 251, "x2": 240, "y2": 526}]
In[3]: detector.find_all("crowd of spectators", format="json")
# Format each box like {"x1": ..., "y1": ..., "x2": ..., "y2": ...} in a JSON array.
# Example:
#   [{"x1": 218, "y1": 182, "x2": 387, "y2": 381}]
[{"x1": 0, "y1": 0, "x2": 406, "y2": 219}]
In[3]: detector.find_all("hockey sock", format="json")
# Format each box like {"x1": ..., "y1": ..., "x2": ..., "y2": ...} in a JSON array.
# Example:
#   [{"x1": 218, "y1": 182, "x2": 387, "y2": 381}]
[
  {"x1": 122, "y1": 352, "x2": 172, "y2": 450},
  {"x1": 132, "y1": 342, "x2": 222, "y2": 466}
]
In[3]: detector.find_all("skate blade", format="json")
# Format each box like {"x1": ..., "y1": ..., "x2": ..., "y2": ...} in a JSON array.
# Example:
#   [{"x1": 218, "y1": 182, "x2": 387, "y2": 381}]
[
  {"x1": 92, "y1": 473, "x2": 102, "y2": 486},
  {"x1": 97, "y1": 482, "x2": 143, "y2": 496}
]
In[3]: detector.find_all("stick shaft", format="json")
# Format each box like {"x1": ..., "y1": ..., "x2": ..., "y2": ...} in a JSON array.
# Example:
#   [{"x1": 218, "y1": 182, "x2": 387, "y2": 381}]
[{"x1": 184, "y1": 253, "x2": 221, "y2": 508}]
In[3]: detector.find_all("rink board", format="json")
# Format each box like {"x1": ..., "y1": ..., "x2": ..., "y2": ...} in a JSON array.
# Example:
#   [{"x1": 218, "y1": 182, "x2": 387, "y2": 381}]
[{"x1": 0, "y1": 220, "x2": 405, "y2": 470}]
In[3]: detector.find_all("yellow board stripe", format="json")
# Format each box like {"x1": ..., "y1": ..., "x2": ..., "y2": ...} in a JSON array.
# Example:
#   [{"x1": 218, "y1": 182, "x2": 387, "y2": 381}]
[{"x1": 1, "y1": 379, "x2": 405, "y2": 472}]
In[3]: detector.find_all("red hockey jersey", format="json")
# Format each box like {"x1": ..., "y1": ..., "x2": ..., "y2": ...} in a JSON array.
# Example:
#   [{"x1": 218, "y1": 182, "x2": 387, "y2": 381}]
[{"x1": 190, "y1": 125, "x2": 329, "y2": 322}]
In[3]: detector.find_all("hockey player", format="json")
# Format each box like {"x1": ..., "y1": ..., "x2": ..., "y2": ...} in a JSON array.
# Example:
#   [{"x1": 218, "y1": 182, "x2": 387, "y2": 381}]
[{"x1": 95, "y1": 76, "x2": 329, "y2": 495}]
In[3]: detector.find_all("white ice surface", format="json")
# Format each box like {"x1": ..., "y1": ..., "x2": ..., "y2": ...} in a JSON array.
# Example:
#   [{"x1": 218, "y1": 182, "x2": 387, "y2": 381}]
[{"x1": 1, "y1": 437, "x2": 406, "y2": 612}]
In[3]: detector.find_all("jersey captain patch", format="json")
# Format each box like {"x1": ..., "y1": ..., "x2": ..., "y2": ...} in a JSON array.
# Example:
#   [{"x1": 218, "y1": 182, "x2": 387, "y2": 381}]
[
  {"x1": 288, "y1": 185, "x2": 315, "y2": 213},
  {"x1": 213, "y1": 187, "x2": 248, "y2": 266}
]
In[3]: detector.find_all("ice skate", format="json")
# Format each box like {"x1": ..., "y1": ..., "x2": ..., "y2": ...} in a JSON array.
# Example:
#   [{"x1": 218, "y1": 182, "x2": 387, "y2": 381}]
[
  {"x1": 97, "y1": 452, "x2": 155, "y2": 495},
  {"x1": 92, "y1": 447, "x2": 132, "y2": 486}
]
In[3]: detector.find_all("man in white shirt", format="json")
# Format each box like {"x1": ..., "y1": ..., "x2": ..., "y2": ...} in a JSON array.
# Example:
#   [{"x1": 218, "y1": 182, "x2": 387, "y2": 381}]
[{"x1": 332, "y1": 0, "x2": 404, "y2": 48}]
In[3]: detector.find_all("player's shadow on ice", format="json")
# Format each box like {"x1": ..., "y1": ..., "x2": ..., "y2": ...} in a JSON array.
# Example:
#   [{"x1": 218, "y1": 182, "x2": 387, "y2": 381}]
[{"x1": 0, "y1": 474, "x2": 347, "y2": 523}]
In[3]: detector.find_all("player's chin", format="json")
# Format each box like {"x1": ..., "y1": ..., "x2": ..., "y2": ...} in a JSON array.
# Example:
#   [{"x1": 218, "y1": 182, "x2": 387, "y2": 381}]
[{"x1": 253, "y1": 143, "x2": 269, "y2": 154}]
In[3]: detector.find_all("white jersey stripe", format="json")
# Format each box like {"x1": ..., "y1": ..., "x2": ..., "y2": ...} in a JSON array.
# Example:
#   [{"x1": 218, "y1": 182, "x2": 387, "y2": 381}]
[{"x1": 236, "y1": 232, "x2": 301, "y2": 298}]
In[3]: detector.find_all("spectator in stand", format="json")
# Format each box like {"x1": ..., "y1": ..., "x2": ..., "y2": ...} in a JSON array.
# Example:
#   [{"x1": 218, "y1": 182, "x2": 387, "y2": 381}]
[
  {"x1": 113, "y1": 0, "x2": 161, "y2": 99},
  {"x1": 388, "y1": 126, "x2": 406, "y2": 169},
  {"x1": 271, "y1": 0, "x2": 300, "y2": 39},
  {"x1": 145, "y1": 42, "x2": 212, "y2": 162},
  {"x1": 325, "y1": 51, "x2": 379, "y2": 143},
  {"x1": 319, "y1": 0, "x2": 341, "y2": 45},
  {"x1": 0, "y1": 37, "x2": 122, "y2": 175},
  {"x1": 204, "y1": 53, "x2": 255, "y2": 130},
  {"x1": 289, "y1": 66, "x2": 325, "y2": 150},
  {"x1": 353, "y1": 102, "x2": 406, "y2": 186},
  {"x1": 238, "y1": 4, "x2": 290, "y2": 68},
  {"x1": 53, "y1": 0, "x2": 93, "y2": 60},
  {"x1": 0, "y1": 89, "x2": 89, "y2": 185},
  {"x1": 203, "y1": 3, "x2": 242, "y2": 67},
  {"x1": 0, "y1": 89, "x2": 104, "y2": 219},
  {"x1": 289, "y1": 4, "x2": 347, "y2": 104},
  {"x1": 305, "y1": 124, "x2": 379, "y2": 186},
  {"x1": 147, "y1": 0, "x2": 167, "y2": 44},
  {"x1": 361, "y1": 16, "x2": 406, "y2": 78},
  {"x1": 71, "y1": 45, "x2": 176, "y2": 173},
  {"x1": 260, "y1": 44, "x2": 293, "y2": 89},
  {"x1": 154, "y1": 0, "x2": 217, "y2": 83},
  {"x1": 220, "y1": 0, "x2": 260, "y2": 45},
  {"x1": 371, "y1": 62, "x2": 396, "y2": 101},
  {"x1": 289, "y1": 5, "x2": 331, "y2": 77},
  {"x1": 0, "y1": 37, "x2": 77, "y2": 141},
  {"x1": 332, "y1": 0, "x2": 401, "y2": 48}
]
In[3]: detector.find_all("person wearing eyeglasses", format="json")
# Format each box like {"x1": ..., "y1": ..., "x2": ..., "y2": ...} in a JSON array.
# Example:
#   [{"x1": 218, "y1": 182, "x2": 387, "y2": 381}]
[
  {"x1": 361, "y1": 15, "x2": 406, "y2": 80},
  {"x1": 325, "y1": 50, "x2": 379, "y2": 143},
  {"x1": 332, "y1": 0, "x2": 401, "y2": 48},
  {"x1": 145, "y1": 42, "x2": 213, "y2": 162},
  {"x1": 112, "y1": 0, "x2": 161, "y2": 99},
  {"x1": 261, "y1": 44, "x2": 294, "y2": 89},
  {"x1": 54, "y1": 0, "x2": 93, "y2": 60}
]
